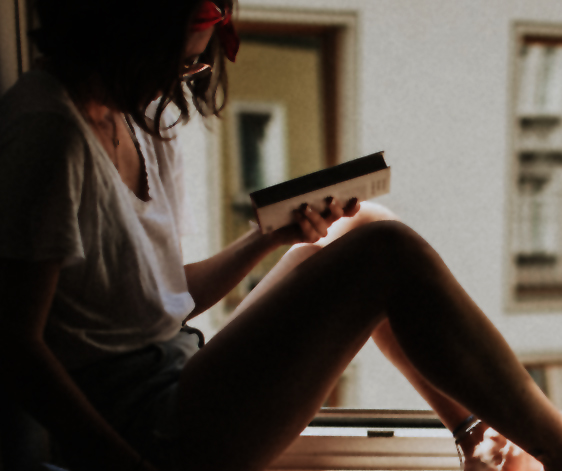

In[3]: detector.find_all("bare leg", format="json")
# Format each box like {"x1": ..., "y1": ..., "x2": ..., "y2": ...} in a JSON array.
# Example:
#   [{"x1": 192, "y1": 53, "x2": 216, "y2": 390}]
[
  {"x1": 373, "y1": 319, "x2": 544, "y2": 471},
  {"x1": 373, "y1": 318, "x2": 471, "y2": 428},
  {"x1": 237, "y1": 203, "x2": 543, "y2": 469},
  {"x1": 225, "y1": 202, "x2": 400, "y2": 322},
  {"x1": 176, "y1": 206, "x2": 562, "y2": 471}
]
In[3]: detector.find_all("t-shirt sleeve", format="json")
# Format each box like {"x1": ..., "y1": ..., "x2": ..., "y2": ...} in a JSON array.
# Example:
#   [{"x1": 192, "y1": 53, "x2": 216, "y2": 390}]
[{"x1": 0, "y1": 112, "x2": 86, "y2": 265}]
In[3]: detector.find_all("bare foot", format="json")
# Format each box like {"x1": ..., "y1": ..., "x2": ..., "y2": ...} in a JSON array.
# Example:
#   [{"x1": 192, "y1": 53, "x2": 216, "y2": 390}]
[{"x1": 461, "y1": 426, "x2": 544, "y2": 471}]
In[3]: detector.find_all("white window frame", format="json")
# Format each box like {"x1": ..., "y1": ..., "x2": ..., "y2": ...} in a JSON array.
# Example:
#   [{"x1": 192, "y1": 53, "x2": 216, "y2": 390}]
[
  {"x1": 505, "y1": 21, "x2": 562, "y2": 312},
  {"x1": 228, "y1": 101, "x2": 288, "y2": 204}
]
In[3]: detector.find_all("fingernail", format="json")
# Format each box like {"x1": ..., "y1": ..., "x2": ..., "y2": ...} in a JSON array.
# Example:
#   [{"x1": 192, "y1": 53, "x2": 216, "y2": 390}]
[
  {"x1": 300, "y1": 203, "x2": 308, "y2": 212},
  {"x1": 349, "y1": 197, "x2": 358, "y2": 206},
  {"x1": 325, "y1": 196, "x2": 333, "y2": 205}
]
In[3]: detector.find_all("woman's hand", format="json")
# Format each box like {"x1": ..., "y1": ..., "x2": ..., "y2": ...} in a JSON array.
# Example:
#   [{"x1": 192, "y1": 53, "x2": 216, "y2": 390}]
[{"x1": 270, "y1": 197, "x2": 360, "y2": 246}]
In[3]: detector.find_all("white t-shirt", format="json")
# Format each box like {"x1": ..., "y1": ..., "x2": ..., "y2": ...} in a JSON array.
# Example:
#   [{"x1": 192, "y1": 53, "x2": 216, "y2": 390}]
[{"x1": 0, "y1": 71, "x2": 195, "y2": 370}]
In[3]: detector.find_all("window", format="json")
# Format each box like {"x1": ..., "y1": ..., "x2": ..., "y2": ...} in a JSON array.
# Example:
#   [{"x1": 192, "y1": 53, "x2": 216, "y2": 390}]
[
  {"x1": 233, "y1": 103, "x2": 287, "y2": 197},
  {"x1": 509, "y1": 26, "x2": 562, "y2": 306},
  {"x1": 522, "y1": 361, "x2": 562, "y2": 409},
  {"x1": 525, "y1": 364, "x2": 549, "y2": 394},
  {"x1": 239, "y1": 112, "x2": 271, "y2": 192}
]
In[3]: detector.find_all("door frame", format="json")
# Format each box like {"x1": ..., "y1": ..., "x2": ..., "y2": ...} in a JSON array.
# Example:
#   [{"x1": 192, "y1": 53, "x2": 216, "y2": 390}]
[{"x1": 205, "y1": 5, "x2": 359, "y2": 258}]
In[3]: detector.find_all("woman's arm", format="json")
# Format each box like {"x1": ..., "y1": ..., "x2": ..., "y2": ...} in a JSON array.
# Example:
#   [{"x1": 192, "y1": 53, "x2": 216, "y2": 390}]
[
  {"x1": 184, "y1": 226, "x2": 281, "y2": 318},
  {"x1": 184, "y1": 199, "x2": 359, "y2": 318},
  {"x1": 0, "y1": 259, "x2": 156, "y2": 471}
]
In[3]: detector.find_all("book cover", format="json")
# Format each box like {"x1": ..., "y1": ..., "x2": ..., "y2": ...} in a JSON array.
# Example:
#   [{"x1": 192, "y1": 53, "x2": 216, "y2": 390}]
[{"x1": 250, "y1": 151, "x2": 391, "y2": 233}]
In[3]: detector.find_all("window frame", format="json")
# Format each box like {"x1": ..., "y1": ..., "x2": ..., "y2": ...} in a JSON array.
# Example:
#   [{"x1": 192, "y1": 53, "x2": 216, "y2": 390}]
[
  {"x1": 505, "y1": 21, "x2": 562, "y2": 312},
  {"x1": 204, "y1": 7, "x2": 358, "y2": 260},
  {"x1": 227, "y1": 101, "x2": 288, "y2": 202},
  {"x1": 267, "y1": 409, "x2": 459, "y2": 471}
]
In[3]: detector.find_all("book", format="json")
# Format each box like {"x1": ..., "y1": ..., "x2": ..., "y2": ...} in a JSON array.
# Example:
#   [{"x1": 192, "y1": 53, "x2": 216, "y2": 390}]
[{"x1": 250, "y1": 151, "x2": 391, "y2": 233}]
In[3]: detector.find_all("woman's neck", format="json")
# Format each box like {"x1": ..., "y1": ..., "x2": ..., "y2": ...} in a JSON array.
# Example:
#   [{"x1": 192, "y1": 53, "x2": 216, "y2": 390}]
[{"x1": 81, "y1": 100, "x2": 116, "y2": 124}]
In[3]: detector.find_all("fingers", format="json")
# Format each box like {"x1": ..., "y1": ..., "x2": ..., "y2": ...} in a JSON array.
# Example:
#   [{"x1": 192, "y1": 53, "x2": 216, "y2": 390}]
[
  {"x1": 344, "y1": 197, "x2": 360, "y2": 217},
  {"x1": 292, "y1": 197, "x2": 360, "y2": 243},
  {"x1": 294, "y1": 204, "x2": 329, "y2": 241},
  {"x1": 321, "y1": 197, "x2": 344, "y2": 222},
  {"x1": 322, "y1": 197, "x2": 359, "y2": 220}
]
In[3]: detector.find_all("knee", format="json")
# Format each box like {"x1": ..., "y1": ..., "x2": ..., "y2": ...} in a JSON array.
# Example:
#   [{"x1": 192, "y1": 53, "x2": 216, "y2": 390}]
[
  {"x1": 338, "y1": 201, "x2": 400, "y2": 234},
  {"x1": 324, "y1": 220, "x2": 426, "y2": 301},
  {"x1": 354, "y1": 201, "x2": 400, "y2": 226},
  {"x1": 318, "y1": 202, "x2": 400, "y2": 247},
  {"x1": 355, "y1": 219, "x2": 414, "y2": 246},
  {"x1": 351, "y1": 220, "x2": 429, "y2": 271}
]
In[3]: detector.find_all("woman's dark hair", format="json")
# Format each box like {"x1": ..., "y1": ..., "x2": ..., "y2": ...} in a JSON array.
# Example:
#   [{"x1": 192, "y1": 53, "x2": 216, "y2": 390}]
[{"x1": 30, "y1": 0, "x2": 233, "y2": 137}]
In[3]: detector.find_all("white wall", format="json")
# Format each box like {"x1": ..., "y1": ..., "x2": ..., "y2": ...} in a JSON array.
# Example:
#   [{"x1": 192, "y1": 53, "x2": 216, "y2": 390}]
[{"x1": 353, "y1": 1, "x2": 562, "y2": 356}]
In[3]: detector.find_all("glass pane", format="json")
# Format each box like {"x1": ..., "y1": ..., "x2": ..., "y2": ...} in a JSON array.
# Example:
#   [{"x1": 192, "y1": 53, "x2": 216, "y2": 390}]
[
  {"x1": 513, "y1": 39, "x2": 562, "y2": 301},
  {"x1": 238, "y1": 112, "x2": 271, "y2": 192},
  {"x1": 526, "y1": 365, "x2": 549, "y2": 395}
]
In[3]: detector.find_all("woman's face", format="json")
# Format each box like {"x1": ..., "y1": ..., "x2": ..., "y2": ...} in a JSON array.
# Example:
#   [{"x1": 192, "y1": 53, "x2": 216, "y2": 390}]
[
  {"x1": 184, "y1": 27, "x2": 215, "y2": 64},
  {"x1": 181, "y1": 26, "x2": 215, "y2": 82}
]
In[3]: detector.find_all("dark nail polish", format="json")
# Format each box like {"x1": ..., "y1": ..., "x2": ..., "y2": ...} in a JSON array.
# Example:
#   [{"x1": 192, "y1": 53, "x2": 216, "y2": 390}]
[
  {"x1": 300, "y1": 203, "x2": 308, "y2": 211},
  {"x1": 325, "y1": 196, "x2": 333, "y2": 205},
  {"x1": 345, "y1": 197, "x2": 358, "y2": 210}
]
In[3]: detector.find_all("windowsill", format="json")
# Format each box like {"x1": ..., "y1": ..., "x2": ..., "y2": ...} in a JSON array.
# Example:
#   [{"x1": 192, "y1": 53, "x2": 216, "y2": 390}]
[
  {"x1": 515, "y1": 253, "x2": 557, "y2": 266},
  {"x1": 519, "y1": 114, "x2": 561, "y2": 126},
  {"x1": 267, "y1": 409, "x2": 458, "y2": 471},
  {"x1": 516, "y1": 283, "x2": 562, "y2": 298}
]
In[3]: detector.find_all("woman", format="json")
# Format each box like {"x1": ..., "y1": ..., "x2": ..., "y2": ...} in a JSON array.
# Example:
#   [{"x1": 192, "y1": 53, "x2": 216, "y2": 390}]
[{"x1": 0, "y1": 0, "x2": 559, "y2": 470}]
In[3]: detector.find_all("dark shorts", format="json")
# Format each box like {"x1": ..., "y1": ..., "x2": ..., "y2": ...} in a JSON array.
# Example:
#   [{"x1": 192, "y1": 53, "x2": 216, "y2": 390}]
[{"x1": 69, "y1": 327, "x2": 203, "y2": 471}]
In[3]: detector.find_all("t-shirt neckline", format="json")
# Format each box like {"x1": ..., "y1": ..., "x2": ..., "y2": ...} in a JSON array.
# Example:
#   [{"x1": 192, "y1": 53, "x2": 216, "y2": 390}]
[{"x1": 51, "y1": 76, "x2": 153, "y2": 206}]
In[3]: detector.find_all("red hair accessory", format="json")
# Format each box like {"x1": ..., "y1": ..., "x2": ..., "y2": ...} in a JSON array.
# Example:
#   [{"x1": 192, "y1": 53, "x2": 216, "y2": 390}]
[{"x1": 190, "y1": 1, "x2": 239, "y2": 62}]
